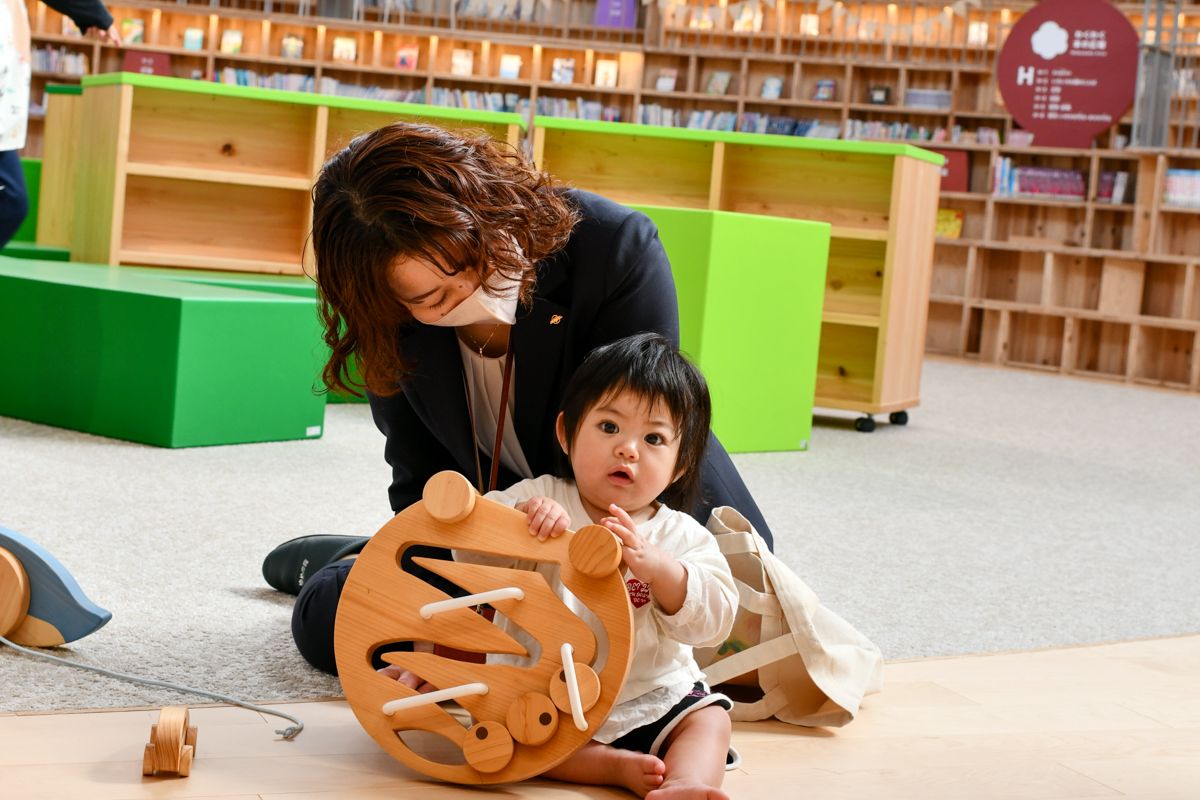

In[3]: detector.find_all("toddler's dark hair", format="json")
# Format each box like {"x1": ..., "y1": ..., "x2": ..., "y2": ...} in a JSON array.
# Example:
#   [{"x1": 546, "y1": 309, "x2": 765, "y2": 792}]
[{"x1": 558, "y1": 333, "x2": 711, "y2": 511}]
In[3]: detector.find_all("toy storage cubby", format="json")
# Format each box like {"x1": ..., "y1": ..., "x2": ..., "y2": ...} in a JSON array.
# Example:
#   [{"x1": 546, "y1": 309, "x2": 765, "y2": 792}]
[
  {"x1": 73, "y1": 72, "x2": 524, "y2": 274},
  {"x1": 533, "y1": 117, "x2": 943, "y2": 425}
]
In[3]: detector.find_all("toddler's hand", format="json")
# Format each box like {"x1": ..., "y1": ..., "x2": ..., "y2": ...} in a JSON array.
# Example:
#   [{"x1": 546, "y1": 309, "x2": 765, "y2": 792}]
[
  {"x1": 516, "y1": 496, "x2": 570, "y2": 541},
  {"x1": 602, "y1": 504, "x2": 673, "y2": 586}
]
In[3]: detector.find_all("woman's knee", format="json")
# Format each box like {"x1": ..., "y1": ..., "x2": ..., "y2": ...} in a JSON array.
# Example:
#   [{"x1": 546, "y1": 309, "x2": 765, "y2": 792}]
[{"x1": 290, "y1": 561, "x2": 352, "y2": 675}]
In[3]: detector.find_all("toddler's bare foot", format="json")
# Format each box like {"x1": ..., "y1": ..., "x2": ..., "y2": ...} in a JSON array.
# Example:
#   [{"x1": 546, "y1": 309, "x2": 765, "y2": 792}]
[
  {"x1": 645, "y1": 779, "x2": 730, "y2": 800},
  {"x1": 609, "y1": 750, "x2": 666, "y2": 797}
]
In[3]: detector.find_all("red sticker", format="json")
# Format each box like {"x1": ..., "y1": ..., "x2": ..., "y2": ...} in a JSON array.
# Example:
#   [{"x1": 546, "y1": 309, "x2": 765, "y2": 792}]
[{"x1": 626, "y1": 578, "x2": 651, "y2": 609}]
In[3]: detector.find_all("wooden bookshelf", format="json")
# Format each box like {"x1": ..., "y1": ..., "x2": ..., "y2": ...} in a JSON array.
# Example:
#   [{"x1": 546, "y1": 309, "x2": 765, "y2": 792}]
[
  {"x1": 73, "y1": 72, "x2": 524, "y2": 274},
  {"x1": 23, "y1": 0, "x2": 1200, "y2": 395},
  {"x1": 532, "y1": 117, "x2": 943, "y2": 426}
]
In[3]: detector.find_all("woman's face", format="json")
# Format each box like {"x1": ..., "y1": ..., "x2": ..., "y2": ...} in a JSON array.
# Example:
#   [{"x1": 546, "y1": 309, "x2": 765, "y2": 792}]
[{"x1": 386, "y1": 255, "x2": 479, "y2": 324}]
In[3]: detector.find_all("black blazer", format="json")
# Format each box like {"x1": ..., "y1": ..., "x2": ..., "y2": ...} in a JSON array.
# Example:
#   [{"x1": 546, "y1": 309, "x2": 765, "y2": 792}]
[{"x1": 368, "y1": 189, "x2": 773, "y2": 548}]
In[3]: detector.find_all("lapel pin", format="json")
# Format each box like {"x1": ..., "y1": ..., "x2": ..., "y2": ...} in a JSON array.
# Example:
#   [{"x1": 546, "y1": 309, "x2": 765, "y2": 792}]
[{"x1": 550, "y1": 315, "x2": 563, "y2": 325}]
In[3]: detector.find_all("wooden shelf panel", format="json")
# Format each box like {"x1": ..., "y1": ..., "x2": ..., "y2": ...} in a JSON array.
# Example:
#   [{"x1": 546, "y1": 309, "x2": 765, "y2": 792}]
[
  {"x1": 125, "y1": 162, "x2": 312, "y2": 190},
  {"x1": 119, "y1": 248, "x2": 303, "y2": 275}
]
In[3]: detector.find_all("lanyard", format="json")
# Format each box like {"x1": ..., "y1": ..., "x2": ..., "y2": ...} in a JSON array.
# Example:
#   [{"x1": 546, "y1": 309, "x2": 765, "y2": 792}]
[{"x1": 463, "y1": 334, "x2": 516, "y2": 495}]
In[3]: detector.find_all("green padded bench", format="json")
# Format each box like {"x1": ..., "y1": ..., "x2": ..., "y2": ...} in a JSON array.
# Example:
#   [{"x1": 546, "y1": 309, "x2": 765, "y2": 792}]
[
  {"x1": 634, "y1": 207, "x2": 829, "y2": 453},
  {"x1": 0, "y1": 258, "x2": 327, "y2": 447}
]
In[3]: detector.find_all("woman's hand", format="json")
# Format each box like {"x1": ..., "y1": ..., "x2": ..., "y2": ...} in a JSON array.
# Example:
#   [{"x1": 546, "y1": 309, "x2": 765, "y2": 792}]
[
  {"x1": 516, "y1": 496, "x2": 570, "y2": 541},
  {"x1": 378, "y1": 642, "x2": 437, "y2": 692}
]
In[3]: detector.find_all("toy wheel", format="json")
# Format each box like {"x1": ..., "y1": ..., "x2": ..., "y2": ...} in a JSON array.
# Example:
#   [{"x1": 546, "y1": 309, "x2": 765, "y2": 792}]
[
  {"x1": 177, "y1": 745, "x2": 193, "y2": 777},
  {"x1": 423, "y1": 471, "x2": 477, "y2": 523},
  {"x1": 185, "y1": 725, "x2": 198, "y2": 753},
  {"x1": 142, "y1": 744, "x2": 155, "y2": 777},
  {"x1": 854, "y1": 416, "x2": 876, "y2": 433},
  {"x1": 889, "y1": 411, "x2": 909, "y2": 426},
  {"x1": 0, "y1": 547, "x2": 30, "y2": 637},
  {"x1": 334, "y1": 472, "x2": 635, "y2": 785}
]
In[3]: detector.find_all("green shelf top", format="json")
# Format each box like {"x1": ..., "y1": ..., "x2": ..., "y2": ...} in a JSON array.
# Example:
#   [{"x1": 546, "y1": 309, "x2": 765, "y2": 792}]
[
  {"x1": 46, "y1": 84, "x2": 83, "y2": 95},
  {"x1": 535, "y1": 116, "x2": 945, "y2": 165},
  {"x1": 82, "y1": 72, "x2": 527, "y2": 130}
]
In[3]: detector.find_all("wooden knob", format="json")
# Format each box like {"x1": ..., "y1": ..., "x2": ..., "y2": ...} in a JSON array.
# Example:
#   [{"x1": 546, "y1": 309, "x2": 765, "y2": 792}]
[
  {"x1": 549, "y1": 662, "x2": 601, "y2": 714},
  {"x1": 506, "y1": 692, "x2": 559, "y2": 746},
  {"x1": 568, "y1": 525, "x2": 622, "y2": 578},
  {"x1": 463, "y1": 721, "x2": 514, "y2": 773},
  {"x1": 423, "y1": 471, "x2": 477, "y2": 523},
  {"x1": 0, "y1": 548, "x2": 30, "y2": 637}
]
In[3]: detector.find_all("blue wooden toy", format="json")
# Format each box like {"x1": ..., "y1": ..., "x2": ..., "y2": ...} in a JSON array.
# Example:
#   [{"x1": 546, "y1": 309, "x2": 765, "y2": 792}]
[{"x1": 0, "y1": 525, "x2": 111, "y2": 646}]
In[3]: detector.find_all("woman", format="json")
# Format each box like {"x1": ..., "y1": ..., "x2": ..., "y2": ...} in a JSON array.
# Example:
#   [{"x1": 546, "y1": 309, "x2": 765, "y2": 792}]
[{"x1": 264, "y1": 122, "x2": 773, "y2": 675}]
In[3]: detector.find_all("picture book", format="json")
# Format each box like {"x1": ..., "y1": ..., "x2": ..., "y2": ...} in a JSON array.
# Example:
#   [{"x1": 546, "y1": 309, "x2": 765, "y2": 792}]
[
  {"x1": 760, "y1": 76, "x2": 784, "y2": 100},
  {"x1": 551, "y1": 57, "x2": 575, "y2": 84},
  {"x1": 935, "y1": 208, "x2": 964, "y2": 239},
  {"x1": 60, "y1": 17, "x2": 81, "y2": 37},
  {"x1": 654, "y1": 68, "x2": 678, "y2": 92},
  {"x1": 812, "y1": 78, "x2": 837, "y2": 101},
  {"x1": 498, "y1": 54, "x2": 523, "y2": 80},
  {"x1": 394, "y1": 46, "x2": 419, "y2": 71},
  {"x1": 451, "y1": 48, "x2": 475, "y2": 76},
  {"x1": 121, "y1": 49, "x2": 170, "y2": 76},
  {"x1": 182, "y1": 27, "x2": 205, "y2": 52},
  {"x1": 280, "y1": 33, "x2": 304, "y2": 60},
  {"x1": 120, "y1": 18, "x2": 145, "y2": 45},
  {"x1": 594, "y1": 58, "x2": 619, "y2": 88},
  {"x1": 705, "y1": 70, "x2": 732, "y2": 95},
  {"x1": 219, "y1": 29, "x2": 243, "y2": 55},
  {"x1": 332, "y1": 36, "x2": 357, "y2": 63}
]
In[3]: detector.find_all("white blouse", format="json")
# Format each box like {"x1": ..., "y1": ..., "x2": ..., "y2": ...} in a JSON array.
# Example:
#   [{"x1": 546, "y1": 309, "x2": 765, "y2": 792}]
[
  {"x1": 1, "y1": 0, "x2": 32, "y2": 151},
  {"x1": 457, "y1": 338, "x2": 533, "y2": 481}
]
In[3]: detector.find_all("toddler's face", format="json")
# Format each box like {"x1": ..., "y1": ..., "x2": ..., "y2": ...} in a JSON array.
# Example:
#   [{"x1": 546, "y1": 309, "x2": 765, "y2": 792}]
[{"x1": 560, "y1": 389, "x2": 682, "y2": 523}]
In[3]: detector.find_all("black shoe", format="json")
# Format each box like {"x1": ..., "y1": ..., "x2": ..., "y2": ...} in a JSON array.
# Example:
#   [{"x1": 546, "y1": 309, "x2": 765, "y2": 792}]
[{"x1": 262, "y1": 534, "x2": 368, "y2": 595}]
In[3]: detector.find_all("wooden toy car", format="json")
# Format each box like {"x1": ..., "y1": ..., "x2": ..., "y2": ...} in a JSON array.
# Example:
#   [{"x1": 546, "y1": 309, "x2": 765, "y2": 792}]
[{"x1": 143, "y1": 706, "x2": 198, "y2": 777}]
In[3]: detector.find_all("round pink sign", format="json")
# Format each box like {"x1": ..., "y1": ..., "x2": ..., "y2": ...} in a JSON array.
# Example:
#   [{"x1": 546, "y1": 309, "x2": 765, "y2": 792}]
[{"x1": 996, "y1": 0, "x2": 1139, "y2": 148}]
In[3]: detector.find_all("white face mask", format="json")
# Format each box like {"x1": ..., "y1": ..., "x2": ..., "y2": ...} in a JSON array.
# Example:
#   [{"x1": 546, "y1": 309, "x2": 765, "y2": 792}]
[{"x1": 425, "y1": 270, "x2": 521, "y2": 327}]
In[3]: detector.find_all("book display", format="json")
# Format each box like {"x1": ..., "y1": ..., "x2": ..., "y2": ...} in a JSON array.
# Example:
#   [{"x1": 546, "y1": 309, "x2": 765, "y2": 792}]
[{"x1": 19, "y1": 0, "x2": 1200, "y2": 395}]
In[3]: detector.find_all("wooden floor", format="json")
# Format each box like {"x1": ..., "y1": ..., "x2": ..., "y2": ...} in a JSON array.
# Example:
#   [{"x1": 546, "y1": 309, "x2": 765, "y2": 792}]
[{"x1": 2, "y1": 636, "x2": 1197, "y2": 800}]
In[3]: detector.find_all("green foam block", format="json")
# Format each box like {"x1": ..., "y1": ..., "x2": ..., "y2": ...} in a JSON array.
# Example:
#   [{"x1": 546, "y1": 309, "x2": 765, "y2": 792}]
[
  {"x1": 633, "y1": 207, "x2": 830, "y2": 453},
  {"x1": 0, "y1": 259, "x2": 328, "y2": 447}
]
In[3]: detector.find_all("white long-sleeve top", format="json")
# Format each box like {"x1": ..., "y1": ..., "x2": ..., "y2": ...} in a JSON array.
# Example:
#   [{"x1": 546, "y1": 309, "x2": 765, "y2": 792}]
[{"x1": 458, "y1": 474, "x2": 738, "y2": 742}]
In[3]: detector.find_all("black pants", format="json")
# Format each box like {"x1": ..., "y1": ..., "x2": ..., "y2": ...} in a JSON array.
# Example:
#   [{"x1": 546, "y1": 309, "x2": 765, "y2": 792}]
[{"x1": 0, "y1": 150, "x2": 29, "y2": 249}]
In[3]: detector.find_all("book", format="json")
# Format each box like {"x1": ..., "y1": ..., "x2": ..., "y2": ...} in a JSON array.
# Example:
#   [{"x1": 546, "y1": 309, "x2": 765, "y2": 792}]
[
  {"x1": 655, "y1": 68, "x2": 678, "y2": 92},
  {"x1": 760, "y1": 76, "x2": 784, "y2": 100},
  {"x1": 122, "y1": 49, "x2": 171, "y2": 76},
  {"x1": 812, "y1": 78, "x2": 837, "y2": 101},
  {"x1": 705, "y1": 70, "x2": 732, "y2": 95},
  {"x1": 498, "y1": 53, "x2": 523, "y2": 80},
  {"x1": 799, "y1": 13, "x2": 820, "y2": 37},
  {"x1": 1007, "y1": 129, "x2": 1035, "y2": 147},
  {"x1": 61, "y1": 17, "x2": 81, "y2": 37},
  {"x1": 219, "y1": 29, "x2": 243, "y2": 55},
  {"x1": 120, "y1": 18, "x2": 145, "y2": 45},
  {"x1": 280, "y1": 33, "x2": 304, "y2": 60},
  {"x1": 394, "y1": 46, "x2": 419, "y2": 71},
  {"x1": 551, "y1": 57, "x2": 575, "y2": 84},
  {"x1": 594, "y1": 58, "x2": 619, "y2": 88},
  {"x1": 182, "y1": 27, "x2": 205, "y2": 52},
  {"x1": 935, "y1": 208, "x2": 964, "y2": 239},
  {"x1": 451, "y1": 48, "x2": 474, "y2": 76},
  {"x1": 332, "y1": 36, "x2": 357, "y2": 63},
  {"x1": 868, "y1": 85, "x2": 891, "y2": 105}
]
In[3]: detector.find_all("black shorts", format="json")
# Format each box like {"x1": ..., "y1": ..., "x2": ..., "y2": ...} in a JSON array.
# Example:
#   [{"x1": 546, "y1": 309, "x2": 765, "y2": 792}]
[{"x1": 608, "y1": 682, "x2": 738, "y2": 767}]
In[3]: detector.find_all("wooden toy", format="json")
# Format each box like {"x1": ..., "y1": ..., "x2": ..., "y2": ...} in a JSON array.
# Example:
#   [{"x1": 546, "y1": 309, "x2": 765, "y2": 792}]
[
  {"x1": 335, "y1": 471, "x2": 634, "y2": 784},
  {"x1": 143, "y1": 706, "x2": 198, "y2": 777},
  {"x1": 0, "y1": 525, "x2": 111, "y2": 646}
]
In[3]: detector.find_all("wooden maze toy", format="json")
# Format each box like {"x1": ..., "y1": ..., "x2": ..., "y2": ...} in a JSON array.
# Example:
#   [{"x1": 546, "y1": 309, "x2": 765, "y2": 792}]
[{"x1": 335, "y1": 471, "x2": 635, "y2": 784}]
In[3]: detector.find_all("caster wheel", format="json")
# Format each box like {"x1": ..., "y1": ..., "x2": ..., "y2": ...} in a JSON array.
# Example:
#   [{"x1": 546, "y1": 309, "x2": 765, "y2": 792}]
[
  {"x1": 854, "y1": 416, "x2": 876, "y2": 433},
  {"x1": 889, "y1": 411, "x2": 909, "y2": 426}
]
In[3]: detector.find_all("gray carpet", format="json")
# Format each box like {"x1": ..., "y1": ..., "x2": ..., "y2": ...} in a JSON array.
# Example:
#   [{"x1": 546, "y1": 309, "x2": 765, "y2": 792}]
[{"x1": 1, "y1": 358, "x2": 1197, "y2": 713}]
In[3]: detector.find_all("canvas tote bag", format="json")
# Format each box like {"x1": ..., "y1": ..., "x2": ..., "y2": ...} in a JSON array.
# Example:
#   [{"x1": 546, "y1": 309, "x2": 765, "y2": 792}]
[{"x1": 695, "y1": 507, "x2": 883, "y2": 727}]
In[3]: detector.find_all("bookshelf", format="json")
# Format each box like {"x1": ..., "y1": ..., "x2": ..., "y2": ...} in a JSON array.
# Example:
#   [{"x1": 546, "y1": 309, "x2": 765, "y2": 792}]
[
  {"x1": 22, "y1": 0, "x2": 1200, "y2": 395},
  {"x1": 73, "y1": 72, "x2": 524, "y2": 274},
  {"x1": 532, "y1": 118, "x2": 943, "y2": 427}
]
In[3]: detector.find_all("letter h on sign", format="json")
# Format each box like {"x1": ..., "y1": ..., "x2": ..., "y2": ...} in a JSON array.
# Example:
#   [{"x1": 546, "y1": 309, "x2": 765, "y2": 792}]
[{"x1": 1017, "y1": 66, "x2": 1035, "y2": 86}]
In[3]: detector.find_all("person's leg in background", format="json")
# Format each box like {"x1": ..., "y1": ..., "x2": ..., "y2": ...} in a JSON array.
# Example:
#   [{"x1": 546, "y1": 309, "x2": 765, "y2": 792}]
[{"x1": 0, "y1": 150, "x2": 29, "y2": 248}]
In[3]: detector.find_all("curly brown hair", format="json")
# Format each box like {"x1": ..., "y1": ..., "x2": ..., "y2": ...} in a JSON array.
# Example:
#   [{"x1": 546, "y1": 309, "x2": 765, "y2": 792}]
[{"x1": 310, "y1": 122, "x2": 580, "y2": 397}]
